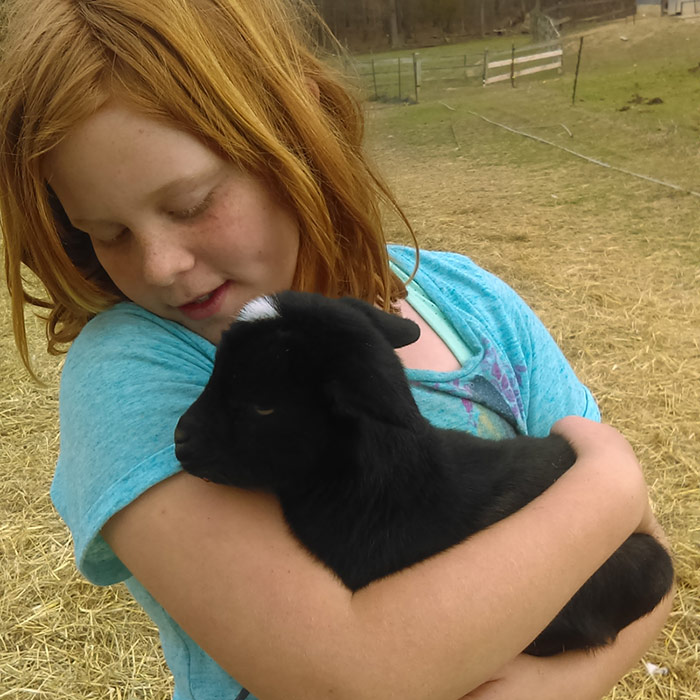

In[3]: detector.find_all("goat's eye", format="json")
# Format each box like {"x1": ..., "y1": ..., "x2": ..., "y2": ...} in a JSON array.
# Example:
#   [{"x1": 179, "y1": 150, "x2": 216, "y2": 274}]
[{"x1": 254, "y1": 406, "x2": 275, "y2": 416}]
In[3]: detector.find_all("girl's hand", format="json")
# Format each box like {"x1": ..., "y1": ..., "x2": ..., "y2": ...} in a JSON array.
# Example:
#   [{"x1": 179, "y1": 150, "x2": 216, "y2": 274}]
[
  {"x1": 458, "y1": 580, "x2": 675, "y2": 700},
  {"x1": 550, "y1": 416, "x2": 652, "y2": 535},
  {"x1": 550, "y1": 416, "x2": 638, "y2": 464},
  {"x1": 457, "y1": 654, "x2": 545, "y2": 700}
]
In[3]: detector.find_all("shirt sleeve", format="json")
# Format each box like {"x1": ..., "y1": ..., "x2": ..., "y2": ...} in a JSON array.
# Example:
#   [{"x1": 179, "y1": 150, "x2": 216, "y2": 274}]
[
  {"x1": 501, "y1": 280, "x2": 601, "y2": 435},
  {"x1": 50, "y1": 303, "x2": 216, "y2": 585},
  {"x1": 389, "y1": 246, "x2": 600, "y2": 437}
]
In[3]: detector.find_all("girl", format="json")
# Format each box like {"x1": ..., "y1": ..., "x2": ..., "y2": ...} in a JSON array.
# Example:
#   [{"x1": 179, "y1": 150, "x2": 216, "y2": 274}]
[{"x1": 0, "y1": 1, "x2": 671, "y2": 698}]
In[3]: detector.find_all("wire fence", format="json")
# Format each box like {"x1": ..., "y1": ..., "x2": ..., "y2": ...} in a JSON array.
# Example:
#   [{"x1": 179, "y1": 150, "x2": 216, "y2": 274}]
[{"x1": 349, "y1": 40, "x2": 565, "y2": 103}]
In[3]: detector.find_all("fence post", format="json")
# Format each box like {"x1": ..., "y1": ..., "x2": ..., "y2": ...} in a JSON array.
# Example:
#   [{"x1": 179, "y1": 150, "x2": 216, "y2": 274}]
[
  {"x1": 397, "y1": 57, "x2": 402, "y2": 101},
  {"x1": 371, "y1": 58, "x2": 378, "y2": 100},
  {"x1": 482, "y1": 49, "x2": 489, "y2": 85},
  {"x1": 510, "y1": 44, "x2": 516, "y2": 87},
  {"x1": 413, "y1": 52, "x2": 420, "y2": 103},
  {"x1": 572, "y1": 36, "x2": 584, "y2": 105}
]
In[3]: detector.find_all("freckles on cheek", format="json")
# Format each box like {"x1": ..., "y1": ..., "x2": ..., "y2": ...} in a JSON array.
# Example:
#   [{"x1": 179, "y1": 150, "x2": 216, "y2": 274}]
[
  {"x1": 204, "y1": 213, "x2": 239, "y2": 252},
  {"x1": 206, "y1": 199, "x2": 248, "y2": 249}
]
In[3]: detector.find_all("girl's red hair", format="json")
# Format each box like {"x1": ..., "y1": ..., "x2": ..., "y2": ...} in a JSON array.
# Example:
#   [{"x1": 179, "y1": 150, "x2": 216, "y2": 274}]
[{"x1": 0, "y1": 0, "x2": 415, "y2": 376}]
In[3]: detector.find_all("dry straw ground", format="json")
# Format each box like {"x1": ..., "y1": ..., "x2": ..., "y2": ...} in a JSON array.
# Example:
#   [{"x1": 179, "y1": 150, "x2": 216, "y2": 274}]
[{"x1": 1, "y1": 15, "x2": 698, "y2": 700}]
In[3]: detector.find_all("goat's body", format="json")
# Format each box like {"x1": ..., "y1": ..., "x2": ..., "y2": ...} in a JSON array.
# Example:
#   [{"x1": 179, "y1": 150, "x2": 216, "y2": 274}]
[
  {"x1": 278, "y1": 417, "x2": 672, "y2": 655},
  {"x1": 176, "y1": 291, "x2": 674, "y2": 657},
  {"x1": 279, "y1": 423, "x2": 574, "y2": 590}
]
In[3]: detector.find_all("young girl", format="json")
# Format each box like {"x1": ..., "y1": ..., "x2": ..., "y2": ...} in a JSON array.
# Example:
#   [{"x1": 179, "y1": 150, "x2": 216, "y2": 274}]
[{"x1": 0, "y1": 1, "x2": 671, "y2": 698}]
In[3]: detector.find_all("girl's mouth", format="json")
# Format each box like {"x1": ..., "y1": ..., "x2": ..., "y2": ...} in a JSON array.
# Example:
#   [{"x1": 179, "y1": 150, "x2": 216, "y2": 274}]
[{"x1": 178, "y1": 281, "x2": 230, "y2": 321}]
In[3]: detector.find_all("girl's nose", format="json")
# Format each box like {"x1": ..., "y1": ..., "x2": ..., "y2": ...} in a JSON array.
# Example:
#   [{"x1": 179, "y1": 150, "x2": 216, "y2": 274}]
[{"x1": 139, "y1": 228, "x2": 196, "y2": 287}]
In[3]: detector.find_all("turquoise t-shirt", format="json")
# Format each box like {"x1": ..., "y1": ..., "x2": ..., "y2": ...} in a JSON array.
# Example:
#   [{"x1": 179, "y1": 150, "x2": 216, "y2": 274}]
[{"x1": 51, "y1": 246, "x2": 600, "y2": 699}]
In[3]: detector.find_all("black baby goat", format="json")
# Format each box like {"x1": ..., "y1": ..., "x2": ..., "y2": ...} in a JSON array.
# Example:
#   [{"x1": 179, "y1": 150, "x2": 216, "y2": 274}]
[{"x1": 175, "y1": 291, "x2": 673, "y2": 656}]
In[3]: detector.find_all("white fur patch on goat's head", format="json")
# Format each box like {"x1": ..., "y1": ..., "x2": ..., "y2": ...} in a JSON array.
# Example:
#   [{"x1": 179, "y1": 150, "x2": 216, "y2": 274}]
[{"x1": 237, "y1": 295, "x2": 280, "y2": 323}]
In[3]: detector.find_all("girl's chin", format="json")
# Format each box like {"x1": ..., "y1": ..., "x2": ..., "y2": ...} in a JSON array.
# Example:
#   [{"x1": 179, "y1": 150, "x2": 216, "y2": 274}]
[{"x1": 189, "y1": 317, "x2": 234, "y2": 345}]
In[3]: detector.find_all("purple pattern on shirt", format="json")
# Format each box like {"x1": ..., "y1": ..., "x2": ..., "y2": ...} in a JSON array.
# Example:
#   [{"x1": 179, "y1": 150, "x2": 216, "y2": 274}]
[
  {"x1": 478, "y1": 338, "x2": 526, "y2": 425},
  {"x1": 409, "y1": 337, "x2": 531, "y2": 440}
]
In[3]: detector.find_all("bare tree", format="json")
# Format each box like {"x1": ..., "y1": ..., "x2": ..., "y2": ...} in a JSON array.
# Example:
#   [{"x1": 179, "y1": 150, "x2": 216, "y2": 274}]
[
  {"x1": 387, "y1": 0, "x2": 401, "y2": 47},
  {"x1": 310, "y1": 0, "x2": 619, "y2": 51}
]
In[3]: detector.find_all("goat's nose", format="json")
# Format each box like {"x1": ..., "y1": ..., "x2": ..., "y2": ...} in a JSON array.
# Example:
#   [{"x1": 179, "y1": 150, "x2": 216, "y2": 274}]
[{"x1": 174, "y1": 427, "x2": 189, "y2": 446}]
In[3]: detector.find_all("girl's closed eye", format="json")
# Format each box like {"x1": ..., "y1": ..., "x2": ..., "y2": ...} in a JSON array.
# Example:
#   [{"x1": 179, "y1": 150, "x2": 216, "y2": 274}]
[
  {"x1": 93, "y1": 227, "x2": 129, "y2": 247},
  {"x1": 79, "y1": 187, "x2": 220, "y2": 248},
  {"x1": 169, "y1": 189, "x2": 215, "y2": 220}
]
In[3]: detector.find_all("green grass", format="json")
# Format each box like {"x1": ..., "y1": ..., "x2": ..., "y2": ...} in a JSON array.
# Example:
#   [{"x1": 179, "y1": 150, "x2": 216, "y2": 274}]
[
  {"x1": 360, "y1": 16, "x2": 700, "y2": 206},
  {"x1": 554, "y1": 26, "x2": 700, "y2": 133},
  {"x1": 353, "y1": 15, "x2": 700, "y2": 131}
]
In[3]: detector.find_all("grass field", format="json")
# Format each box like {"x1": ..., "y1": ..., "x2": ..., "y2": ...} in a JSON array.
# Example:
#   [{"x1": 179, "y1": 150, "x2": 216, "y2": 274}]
[{"x1": 1, "y1": 14, "x2": 699, "y2": 700}]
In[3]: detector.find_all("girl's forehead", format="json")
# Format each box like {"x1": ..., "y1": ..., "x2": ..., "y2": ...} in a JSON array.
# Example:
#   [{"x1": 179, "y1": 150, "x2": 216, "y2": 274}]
[
  {"x1": 50, "y1": 103, "x2": 184, "y2": 154},
  {"x1": 45, "y1": 101, "x2": 232, "y2": 182}
]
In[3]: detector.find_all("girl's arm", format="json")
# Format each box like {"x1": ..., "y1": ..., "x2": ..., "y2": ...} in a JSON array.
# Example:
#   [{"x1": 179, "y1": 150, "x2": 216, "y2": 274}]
[{"x1": 102, "y1": 418, "x2": 656, "y2": 700}]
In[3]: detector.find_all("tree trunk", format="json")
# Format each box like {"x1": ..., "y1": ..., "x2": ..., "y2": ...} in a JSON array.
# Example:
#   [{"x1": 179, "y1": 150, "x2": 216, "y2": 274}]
[{"x1": 388, "y1": 0, "x2": 401, "y2": 47}]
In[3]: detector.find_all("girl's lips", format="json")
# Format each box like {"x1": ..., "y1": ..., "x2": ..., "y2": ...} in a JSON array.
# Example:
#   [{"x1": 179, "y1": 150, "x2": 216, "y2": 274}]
[{"x1": 178, "y1": 281, "x2": 230, "y2": 321}]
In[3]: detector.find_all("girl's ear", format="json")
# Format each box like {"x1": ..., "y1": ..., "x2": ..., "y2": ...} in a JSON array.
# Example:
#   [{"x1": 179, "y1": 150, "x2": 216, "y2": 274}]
[
  {"x1": 305, "y1": 78, "x2": 320, "y2": 102},
  {"x1": 337, "y1": 297, "x2": 420, "y2": 349}
]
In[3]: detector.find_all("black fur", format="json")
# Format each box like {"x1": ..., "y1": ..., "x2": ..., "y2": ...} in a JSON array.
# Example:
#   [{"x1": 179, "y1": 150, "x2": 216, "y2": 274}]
[{"x1": 175, "y1": 291, "x2": 673, "y2": 656}]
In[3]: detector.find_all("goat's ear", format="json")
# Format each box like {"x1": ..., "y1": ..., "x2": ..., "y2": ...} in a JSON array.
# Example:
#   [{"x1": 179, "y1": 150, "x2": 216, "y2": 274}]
[
  {"x1": 322, "y1": 372, "x2": 410, "y2": 426},
  {"x1": 338, "y1": 297, "x2": 420, "y2": 349},
  {"x1": 320, "y1": 301, "x2": 420, "y2": 425}
]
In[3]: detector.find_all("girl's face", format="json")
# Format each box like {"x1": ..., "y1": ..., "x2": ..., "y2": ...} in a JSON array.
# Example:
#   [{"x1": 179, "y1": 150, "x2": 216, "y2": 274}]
[{"x1": 44, "y1": 102, "x2": 300, "y2": 344}]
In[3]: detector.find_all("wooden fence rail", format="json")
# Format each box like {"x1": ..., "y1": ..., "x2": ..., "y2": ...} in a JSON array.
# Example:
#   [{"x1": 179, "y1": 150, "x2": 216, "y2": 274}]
[{"x1": 483, "y1": 42, "x2": 563, "y2": 86}]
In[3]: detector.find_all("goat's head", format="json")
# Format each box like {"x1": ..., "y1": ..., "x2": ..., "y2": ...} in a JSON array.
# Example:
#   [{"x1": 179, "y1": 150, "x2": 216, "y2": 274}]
[{"x1": 174, "y1": 291, "x2": 420, "y2": 491}]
